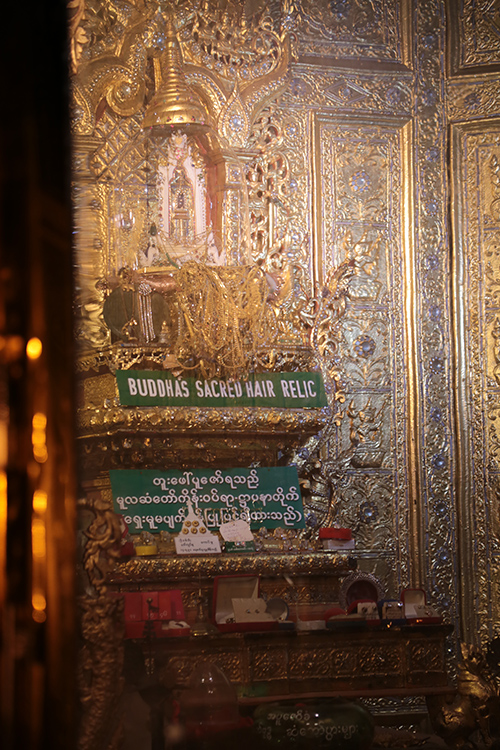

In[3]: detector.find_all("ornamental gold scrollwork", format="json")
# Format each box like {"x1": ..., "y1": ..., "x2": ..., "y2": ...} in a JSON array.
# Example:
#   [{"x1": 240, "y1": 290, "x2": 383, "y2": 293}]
[
  {"x1": 447, "y1": 78, "x2": 500, "y2": 121},
  {"x1": 295, "y1": 0, "x2": 405, "y2": 63},
  {"x1": 106, "y1": 552, "x2": 350, "y2": 585},
  {"x1": 251, "y1": 647, "x2": 288, "y2": 681},
  {"x1": 77, "y1": 594, "x2": 124, "y2": 750},
  {"x1": 70, "y1": 2, "x2": 293, "y2": 146},
  {"x1": 331, "y1": 649, "x2": 356, "y2": 674},
  {"x1": 449, "y1": 0, "x2": 500, "y2": 72},
  {"x1": 78, "y1": 494, "x2": 122, "y2": 594},
  {"x1": 68, "y1": 0, "x2": 88, "y2": 75},
  {"x1": 408, "y1": 641, "x2": 443, "y2": 673},
  {"x1": 356, "y1": 645, "x2": 400, "y2": 675},
  {"x1": 452, "y1": 125, "x2": 500, "y2": 646},
  {"x1": 288, "y1": 647, "x2": 333, "y2": 678}
]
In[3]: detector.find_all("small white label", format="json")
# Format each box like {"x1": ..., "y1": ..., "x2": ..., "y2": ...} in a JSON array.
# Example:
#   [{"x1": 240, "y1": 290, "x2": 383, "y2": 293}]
[
  {"x1": 219, "y1": 519, "x2": 254, "y2": 542},
  {"x1": 175, "y1": 533, "x2": 221, "y2": 555}
]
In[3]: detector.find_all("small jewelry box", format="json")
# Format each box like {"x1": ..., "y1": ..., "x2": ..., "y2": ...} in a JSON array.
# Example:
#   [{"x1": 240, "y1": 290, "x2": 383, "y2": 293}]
[{"x1": 401, "y1": 588, "x2": 443, "y2": 624}]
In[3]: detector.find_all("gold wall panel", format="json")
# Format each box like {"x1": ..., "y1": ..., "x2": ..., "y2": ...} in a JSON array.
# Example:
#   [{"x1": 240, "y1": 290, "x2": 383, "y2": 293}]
[
  {"x1": 448, "y1": 0, "x2": 500, "y2": 74},
  {"x1": 412, "y1": 0, "x2": 458, "y2": 634},
  {"x1": 451, "y1": 120, "x2": 500, "y2": 646},
  {"x1": 69, "y1": 0, "x2": 500, "y2": 672},
  {"x1": 310, "y1": 112, "x2": 412, "y2": 590},
  {"x1": 295, "y1": 0, "x2": 411, "y2": 66}
]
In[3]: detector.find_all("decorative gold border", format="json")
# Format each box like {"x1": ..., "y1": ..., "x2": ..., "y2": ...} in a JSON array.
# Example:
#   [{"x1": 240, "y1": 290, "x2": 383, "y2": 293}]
[{"x1": 107, "y1": 551, "x2": 352, "y2": 584}]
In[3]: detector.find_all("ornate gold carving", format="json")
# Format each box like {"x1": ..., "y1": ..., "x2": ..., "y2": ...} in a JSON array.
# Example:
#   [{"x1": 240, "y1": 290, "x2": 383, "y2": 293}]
[
  {"x1": 427, "y1": 641, "x2": 500, "y2": 748},
  {"x1": 150, "y1": 628, "x2": 451, "y2": 699},
  {"x1": 282, "y1": 67, "x2": 413, "y2": 114},
  {"x1": 78, "y1": 495, "x2": 122, "y2": 594},
  {"x1": 107, "y1": 552, "x2": 351, "y2": 585},
  {"x1": 408, "y1": 641, "x2": 444, "y2": 673},
  {"x1": 250, "y1": 646, "x2": 288, "y2": 681},
  {"x1": 357, "y1": 644, "x2": 401, "y2": 674},
  {"x1": 69, "y1": 0, "x2": 485, "y2": 712},
  {"x1": 449, "y1": 0, "x2": 500, "y2": 72},
  {"x1": 77, "y1": 595, "x2": 124, "y2": 750},
  {"x1": 289, "y1": 646, "x2": 334, "y2": 677},
  {"x1": 295, "y1": 0, "x2": 408, "y2": 64},
  {"x1": 77, "y1": 403, "x2": 329, "y2": 437},
  {"x1": 447, "y1": 76, "x2": 500, "y2": 123},
  {"x1": 68, "y1": 0, "x2": 88, "y2": 76}
]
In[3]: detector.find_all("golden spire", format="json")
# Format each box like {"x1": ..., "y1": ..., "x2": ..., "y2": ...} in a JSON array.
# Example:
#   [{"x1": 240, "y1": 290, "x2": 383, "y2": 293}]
[{"x1": 142, "y1": 17, "x2": 210, "y2": 131}]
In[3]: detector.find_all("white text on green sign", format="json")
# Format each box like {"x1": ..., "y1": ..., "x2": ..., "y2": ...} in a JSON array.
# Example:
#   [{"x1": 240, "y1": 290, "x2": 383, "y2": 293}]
[
  {"x1": 110, "y1": 467, "x2": 305, "y2": 533},
  {"x1": 115, "y1": 371, "x2": 327, "y2": 408}
]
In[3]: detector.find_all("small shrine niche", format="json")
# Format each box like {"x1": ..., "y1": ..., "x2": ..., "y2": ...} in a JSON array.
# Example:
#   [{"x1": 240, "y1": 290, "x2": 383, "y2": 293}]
[
  {"x1": 109, "y1": 16, "x2": 251, "y2": 275},
  {"x1": 112, "y1": 128, "x2": 250, "y2": 272}
]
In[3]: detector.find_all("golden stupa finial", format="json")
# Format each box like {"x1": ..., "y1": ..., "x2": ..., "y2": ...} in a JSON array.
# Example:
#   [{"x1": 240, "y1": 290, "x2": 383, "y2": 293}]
[{"x1": 142, "y1": 16, "x2": 210, "y2": 131}]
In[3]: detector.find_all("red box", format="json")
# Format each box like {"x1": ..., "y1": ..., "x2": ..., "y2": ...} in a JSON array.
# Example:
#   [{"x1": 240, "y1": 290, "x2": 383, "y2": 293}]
[
  {"x1": 124, "y1": 592, "x2": 142, "y2": 622},
  {"x1": 213, "y1": 575, "x2": 278, "y2": 633},
  {"x1": 319, "y1": 528, "x2": 352, "y2": 540},
  {"x1": 125, "y1": 621, "x2": 146, "y2": 638},
  {"x1": 158, "y1": 591, "x2": 172, "y2": 620},
  {"x1": 169, "y1": 590, "x2": 185, "y2": 620},
  {"x1": 401, "y1": 588, "x2": 443, "y2": 624},
  {"x1": 141, "y1": 591, "x2": 159, "y2": 620},
  {"x1": 122, "y1": 590, "x2": 189, "y2": 638}
]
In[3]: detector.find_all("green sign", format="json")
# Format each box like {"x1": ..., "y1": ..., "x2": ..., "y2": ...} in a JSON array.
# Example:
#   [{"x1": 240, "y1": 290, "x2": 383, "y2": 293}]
[
  {"x1": 115, "y1": 371, "x2": 327, "y2": 408},
  {"x1": 110, "y1": 467, "x2": 305, "y2": 534}
]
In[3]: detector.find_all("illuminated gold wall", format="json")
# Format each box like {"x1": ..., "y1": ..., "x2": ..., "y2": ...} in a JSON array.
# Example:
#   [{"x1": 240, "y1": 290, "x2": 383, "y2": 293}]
[{"x1": 69, "y1": 0, "x2": 500, "y2": 650}]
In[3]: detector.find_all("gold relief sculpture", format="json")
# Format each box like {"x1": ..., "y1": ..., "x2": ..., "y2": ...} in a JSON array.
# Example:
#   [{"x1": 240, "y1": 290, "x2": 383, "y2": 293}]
[
  {"x1": 413, "y1": 0, "x2": 457, "y2": 643},
  {"x1": 427, "y1": 641, "x2": 500, "y2": 749},
  {"x1": 280, "y1": 66, "x2": 413, "y2": 115},
  {"x1": 68, "y1": 0, "x2": 88, "y2": 75},
  {"x1": 356, "y1": 645, "x2": 401, "y2": 674},
  {"x1": 447, "y1": 77, "x2": 500, "y2": 122},
  {"x1": 331, "y1": 649, "x2": 357, "y2": 674}
]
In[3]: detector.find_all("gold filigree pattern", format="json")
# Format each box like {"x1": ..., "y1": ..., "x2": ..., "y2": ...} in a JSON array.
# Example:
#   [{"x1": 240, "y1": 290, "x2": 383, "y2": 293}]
[
  {"x1": 449, "y1": 0, "x2": 500, "y2": 72},
  {"x1": 296, "y1": 0, "x2": 407, "y2": 63},
  {"x1": 107, "y1": 552, "x2": 351, "y2": 584},
  {"x1": 281, "y1": 67, "x2": 413, "y2": 114},
  {"x1": 250, "y1": 647, "x2": 288, "y2": 681},
  {"x1": 150, "y1": 627, "x2": 451, "y2": 695},
  {"x1": 449, "y1": 78, "x2": 500, "y2": 123},
  {"x1": 78, "y1": 495, "x2": 122, "y2": 594},
  {"x1": 451, "y1": 123, "x2": 500, "y2": 647},
  {"x1": 77, "y1": 594, "x2": 124, "y2": 750},
  {"x1": 414, "y1": 0, "x2": 458, "y2": 642},
  {"x1": 408, "y1": 641, "x2": 443, "y2": 673},
  {"x1": 288, "y1": 646, "x2": 333, "y2": 677},
  {"x1": 309, "y1": 112, "x2": 411, "y2": 590}
]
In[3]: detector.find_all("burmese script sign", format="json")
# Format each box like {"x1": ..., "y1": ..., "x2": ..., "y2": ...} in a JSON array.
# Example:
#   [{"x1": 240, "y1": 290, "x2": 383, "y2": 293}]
[
  {"x1": 115, "y1": 371, "x2": 327, "y2": 408},
  {"x1": 109, "y1": 467, "x2": 305, "y2": 533}
]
